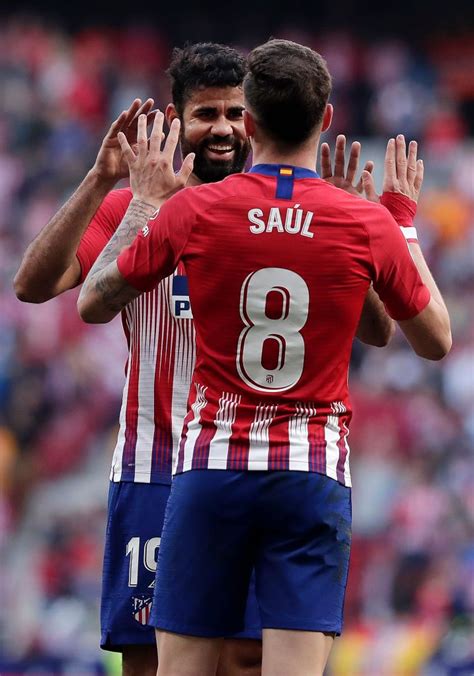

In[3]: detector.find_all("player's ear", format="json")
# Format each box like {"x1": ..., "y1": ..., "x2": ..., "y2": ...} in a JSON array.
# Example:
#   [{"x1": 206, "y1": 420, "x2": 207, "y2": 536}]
[
  {"x1": 321, "y1": 104, "x2": 333, "y2": 133},
  {"x1": 166, "y1": 104, "x2": 179, "y2": 128},
  {"x1": 243, "y1": 110, "x2": 256, "y2": 139}
]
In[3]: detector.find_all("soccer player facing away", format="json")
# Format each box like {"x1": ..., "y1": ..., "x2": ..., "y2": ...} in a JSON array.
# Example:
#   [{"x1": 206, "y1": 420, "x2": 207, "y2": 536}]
[
  {"x1": 18, "y1": 42, "x2": 397, "y2": 675},
  {"x1": 77, "y1": 39, "x2": 452, "y2": 675},
  {"x1": 14, "y1": 43, "x2": 265, "y2": 676}
]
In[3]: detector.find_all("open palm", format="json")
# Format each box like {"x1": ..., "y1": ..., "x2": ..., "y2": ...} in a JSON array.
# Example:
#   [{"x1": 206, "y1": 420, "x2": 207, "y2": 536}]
[
  {"x1": 93, "y1": 98, "x2": 155, "y2": 181},
  {"x1": 320, "y1": 135, "x2": 375, "y2": 198}
]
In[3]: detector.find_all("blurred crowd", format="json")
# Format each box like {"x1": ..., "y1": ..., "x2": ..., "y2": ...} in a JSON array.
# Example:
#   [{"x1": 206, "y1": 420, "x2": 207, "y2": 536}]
[{"x1": 0, "y1": 15, "x2": 472, "y2": 675}]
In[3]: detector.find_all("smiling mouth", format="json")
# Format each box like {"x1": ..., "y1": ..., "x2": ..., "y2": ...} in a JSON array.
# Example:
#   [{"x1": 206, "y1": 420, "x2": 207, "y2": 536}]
[{"x1": 205, "y1": 144, "x2": 235, "y2": 160}]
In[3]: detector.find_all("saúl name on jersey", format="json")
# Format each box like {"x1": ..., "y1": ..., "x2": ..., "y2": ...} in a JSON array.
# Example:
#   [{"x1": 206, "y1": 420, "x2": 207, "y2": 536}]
[{"x1": 248, "y1": 205, "x2": 315, "y2": 238}]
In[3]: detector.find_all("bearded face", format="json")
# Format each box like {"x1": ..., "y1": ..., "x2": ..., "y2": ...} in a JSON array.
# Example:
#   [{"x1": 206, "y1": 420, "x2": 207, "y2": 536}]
[
  {"x1": 181, "y1": 131, "x2": 250, "y2": 183},
  {"x1": 179, "y1": 86, "x2": 250, "y2": 184}
]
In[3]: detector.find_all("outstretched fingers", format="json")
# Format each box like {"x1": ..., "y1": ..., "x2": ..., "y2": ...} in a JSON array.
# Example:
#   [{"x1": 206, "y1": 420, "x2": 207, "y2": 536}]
[
  {"x1": 383, "y1": 138, "x2": 397, "y2": 192},
  {"x1": 396, "y1": 134, "x2": 409, "y2": 190},
  {"x1": 117, "y1": 131, "x2": 136, "y2": 166},
  {"x1": 149, "y1": 111, "x2": 164, "y2": 158},
  {"x1": 407, "y1": 140, "x2": 418, "y2": 187},
  {"x1": 136, "y1": 98, "x2": 155, "y2": 119},
  {"x1": 414, "y1": 159, "x2": 424, "y2": 196},
  {"x1": 111, "y1": 99, "x2": 143, "y2": 139},
  {"x1": 104, "y1": 99, "x2": 155, "y2": 145},
  {"x1": 361, "y1": 170, "x2": 378, "y2": 202},
  {"x1": 136, "y1": 114, "x2": 149, "y2": 159},
  {"x1": 355, "y1": 160, "x2": 374, "y2": 193},
  {"x1": 334, "y1": 134, "x2": 347, "y2": 177},
  {"x1": 177, "y1": 152, "x2": 195, "y2": 185},
  {"x1": 346, "y1": 141, "x2": 361, "y2": 185},
  {"x1": 383, "y1": 133, "x2": 424, "y2": 201},
  {"x1": 127, "y1": 98, "x2": 156, "y2": 135},
  {"x1": 162, "y1": 117, "x2": 181, "y2": 162},
  {"x1": 123, "y1": 98, "x2": 144, "y2": 126},
  {"x1": 105, "y1": 108, "x2": 131, "y2": 139},
  {"x1": 320, "y1": 143, "x2": 332, "y2": 179}
]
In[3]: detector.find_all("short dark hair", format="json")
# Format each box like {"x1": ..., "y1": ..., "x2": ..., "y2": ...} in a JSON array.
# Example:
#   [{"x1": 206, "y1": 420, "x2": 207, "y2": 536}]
[
  {"x1": 244, "y1": 39, "x2": 332, "y2": 147},
  {"x1": 167, "y1": 42, "x2": 247, "y2": 115}
]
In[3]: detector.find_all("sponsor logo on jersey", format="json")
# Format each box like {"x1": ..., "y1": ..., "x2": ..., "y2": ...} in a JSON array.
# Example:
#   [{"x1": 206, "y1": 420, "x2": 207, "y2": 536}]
[
  {"x1": 172, "y1": 275, "x2": 193, "y2": 319},
  {"x1": 132, "y1": 595, "x2": 153, "y2": 626}
]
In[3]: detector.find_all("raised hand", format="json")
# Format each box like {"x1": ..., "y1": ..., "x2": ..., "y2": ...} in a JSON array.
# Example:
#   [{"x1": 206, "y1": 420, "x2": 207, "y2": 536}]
[
  {"x1": 118, "y1": 112, "x2": 195, "y2": 208},
  {"x1": 92, "y1": 98, "x2": 156, "y2": 182},
  {"x1": 382, "y1": 135, "x2": 424, "y2": 202},
  {"x1": 320, "y1": 134, "x2": 375, "y2": 199}
]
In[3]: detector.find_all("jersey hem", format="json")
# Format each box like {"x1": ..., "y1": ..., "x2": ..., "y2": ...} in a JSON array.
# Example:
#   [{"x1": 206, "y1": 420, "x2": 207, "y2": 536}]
[
  {"x1": 176, "y1": 461, "x2": 352, "y2": 488},
  {"x1": 109, "y1": 471, "x2": 171, "y2": 486}
]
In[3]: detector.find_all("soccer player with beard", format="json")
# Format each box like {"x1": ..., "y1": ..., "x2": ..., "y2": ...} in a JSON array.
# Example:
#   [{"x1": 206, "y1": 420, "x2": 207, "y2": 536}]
[
  {"x1": 14, "y1": 43, "x2": 260, "y2": 676},
  {"x1": 77, "y1": 39, "x2": 451, "y2": 676},
  {"x1": 15, "y1": 41, "x2": 393, "y2": 676}
]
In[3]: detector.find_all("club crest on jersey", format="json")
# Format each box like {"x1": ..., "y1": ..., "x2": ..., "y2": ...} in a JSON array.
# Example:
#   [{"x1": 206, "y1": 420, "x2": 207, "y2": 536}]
[
  {"x1": 172, "y1": 275, "x2": 193, "y2": 319},
  {"x1": 132, "y1": 595, "x2": 153, "y2": 626}
]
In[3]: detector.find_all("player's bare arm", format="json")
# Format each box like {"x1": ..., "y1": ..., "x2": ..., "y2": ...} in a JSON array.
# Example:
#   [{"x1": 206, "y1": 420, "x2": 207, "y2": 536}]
[
  {"x1": 379, "y1": 135, "x2": 451, "y2": 359},
  {"x1": 13, "y1": 97, "x2": 155, "y2": 302},
  {"x1": 320, "y1": 134, "x2": 395, "y2": 347},
  {"x1": 78, "y1": 112, "x2": 194, "y2": 323},
  {"x1": 77, "y1": 196, "x2": 156, "y2": 322}
]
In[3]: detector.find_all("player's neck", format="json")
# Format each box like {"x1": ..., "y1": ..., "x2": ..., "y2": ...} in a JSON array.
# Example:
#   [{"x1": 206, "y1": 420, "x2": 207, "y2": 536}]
[{"x1": 252, "y1": 141, "x2": 319, "y2": 173}]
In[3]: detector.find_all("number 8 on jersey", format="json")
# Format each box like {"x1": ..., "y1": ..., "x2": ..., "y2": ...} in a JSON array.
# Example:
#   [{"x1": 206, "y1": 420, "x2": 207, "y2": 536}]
[{"x1": 236, "y1": 267, "x2": 310, "y2": 392}]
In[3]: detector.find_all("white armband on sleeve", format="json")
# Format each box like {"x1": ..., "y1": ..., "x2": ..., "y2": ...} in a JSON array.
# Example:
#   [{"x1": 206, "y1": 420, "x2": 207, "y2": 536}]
[{"x1": 400, "y1": 226, "x2": 418, "y2": 243}]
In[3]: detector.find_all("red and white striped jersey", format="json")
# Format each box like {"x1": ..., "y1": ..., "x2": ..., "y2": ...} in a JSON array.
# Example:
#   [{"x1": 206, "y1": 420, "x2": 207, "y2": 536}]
[
  {"x1": 77, "y1": 188, "x2": 195, "y2": 483},
  {"x1": 117, "y1": 165, "x2": 431, "y2": 487}
]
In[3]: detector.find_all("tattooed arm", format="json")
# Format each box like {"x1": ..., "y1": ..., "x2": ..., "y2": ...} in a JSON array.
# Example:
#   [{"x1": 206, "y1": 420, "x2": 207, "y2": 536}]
[
  {"x1": 77, "y1": 198, "x2": 156, "y2": 322},
  {"x1": 78, "y1": 110, "x2": 194, "y2": 323}
]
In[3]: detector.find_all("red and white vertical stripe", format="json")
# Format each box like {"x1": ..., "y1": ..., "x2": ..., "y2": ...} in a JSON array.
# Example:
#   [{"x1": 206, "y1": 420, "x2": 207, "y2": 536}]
[
  {"x1": 110, "y1": 270, "x2": 195, "y2": 483},
  {"x1": 288, "y1": 402, "x2": 317, "y2": 471},
  {"x1": 180, "y1": 383, "x2": 209, "y2": 473},
  {"x1": 324, "y1": 402, "x2": 351, "y2": 485},
  {"x1": 175, "y1": 390, "x2": 352, "y2": 487},
  {"x1": 248, "y1": 404, "x2": 278, "y2": 468},
  {"x1": 208, "y1": 392, "x2": 241, "y2": 469}
]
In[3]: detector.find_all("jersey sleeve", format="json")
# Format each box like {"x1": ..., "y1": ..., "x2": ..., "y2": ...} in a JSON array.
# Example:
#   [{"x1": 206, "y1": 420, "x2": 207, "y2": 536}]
[
  {"x1": 76, "y1": 188, "x2": 132, "y2": 282},
  {"x1": 365, "y1": 205, "x2": 431, "y2": 320},
  {"x1": 116, "y1": 189, "x2": 196, "y2": 292}
]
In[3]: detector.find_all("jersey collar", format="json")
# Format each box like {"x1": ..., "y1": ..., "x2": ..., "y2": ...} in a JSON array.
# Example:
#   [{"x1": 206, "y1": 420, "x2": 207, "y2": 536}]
[{"x1": 249, "y1": 163, "x2": 320, "y2": 179}]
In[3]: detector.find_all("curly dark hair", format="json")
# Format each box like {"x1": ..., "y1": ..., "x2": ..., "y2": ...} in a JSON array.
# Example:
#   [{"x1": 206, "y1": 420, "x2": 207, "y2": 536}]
[
  {"x1": 167, "y1": 42, "x2": 247, "y2": 115},
  {"x1": 244, "y1": 39, "x2": 332, "y2": 147}
]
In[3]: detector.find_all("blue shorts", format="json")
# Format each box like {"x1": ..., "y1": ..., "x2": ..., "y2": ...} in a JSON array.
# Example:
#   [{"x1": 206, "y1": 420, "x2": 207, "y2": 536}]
[
  {"x1": 150, "y1": 470, "x2": 352, "y2": 637},
  {"x1": 101, "y1": 481, "x2": 261, "y2": 651}
]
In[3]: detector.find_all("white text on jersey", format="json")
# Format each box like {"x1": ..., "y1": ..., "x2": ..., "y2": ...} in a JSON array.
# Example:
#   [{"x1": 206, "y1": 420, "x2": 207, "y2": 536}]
[{"x1": 248, "y1": 205, "x2": 315, "y2": 239}]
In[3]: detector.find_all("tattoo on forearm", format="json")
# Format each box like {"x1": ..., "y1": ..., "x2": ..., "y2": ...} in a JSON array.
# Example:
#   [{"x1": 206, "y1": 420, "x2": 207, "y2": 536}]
[
  {"x1": 91, "y1": 198, "x2": 156, "y2": 273},
  {"x1": 80, "y1": 198, "x2": 155, "y2": 313},
  {"x1": 94, "y1": 269, "x2": 139, "y2": 312}
]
